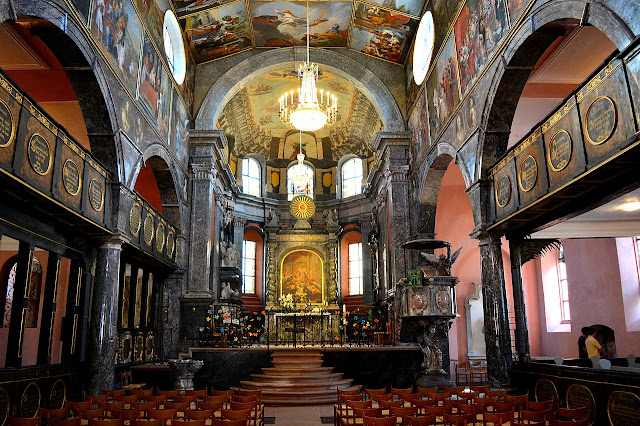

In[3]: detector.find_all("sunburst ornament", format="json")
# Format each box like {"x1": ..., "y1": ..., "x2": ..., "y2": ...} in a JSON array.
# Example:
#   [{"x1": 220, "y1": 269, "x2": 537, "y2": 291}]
[{"x1": 291, "y1": 195, "x2": 316, "y2": 220}]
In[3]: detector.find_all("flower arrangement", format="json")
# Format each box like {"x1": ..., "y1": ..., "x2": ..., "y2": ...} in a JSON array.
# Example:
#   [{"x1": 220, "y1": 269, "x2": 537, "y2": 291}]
[{"x1": 280, "y1": 294, "x2": 296, "y2": 313}]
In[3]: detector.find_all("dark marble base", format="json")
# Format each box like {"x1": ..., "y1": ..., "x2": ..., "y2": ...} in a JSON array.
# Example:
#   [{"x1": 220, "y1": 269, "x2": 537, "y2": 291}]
[
  {"x1": 416, "y1": 373, "x2": 453, "y2": 388},
  {"x1": 180, "y1": 298, "x2": 214, "y2": 348},
  {"x1": 190, "y1": 349, "x2": 272, "y2": 390}
]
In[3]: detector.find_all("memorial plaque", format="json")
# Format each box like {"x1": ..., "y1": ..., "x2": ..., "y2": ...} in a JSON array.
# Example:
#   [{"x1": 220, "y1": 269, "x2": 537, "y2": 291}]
[
  {"x1": 0, "y1": 387, "x2": 9, "y2": 426},
  {"x1": 28, "y1": 133, "x2": 52, "y2": 175},
  {"x1": 129, "y1": 203, "x2": 142, "y2": 237},
  {"x1": 143, "y1": 214, "x2": 154, "y2": 247},
  {"x1": 495, "y1": 175, "x2": 511, "y2": 207},
  {"x1": 122, "y1": 334, "x2": 132, "y2": 363},
  {"x1": 20, "y1": 382, "x2": 40, "y2": 418},
  {"x1": 586, "y1": 96, "x2": 617, "y2": 145},
  {"x1": 608, "y1": 391, "x2": 640, "y2": 426},
  {"x1": 407, "y1": 269, "x2": 423, "y2": 287},
  {"x1": 567, "y1": 384, "x2": 596, "y2": 425},
  {"x1": 0, "y1": 99, "x2": 15, "y2": 148},
  {"x1": 518, "y1": 155, "x2": 538, "y2": 192},
  {"x1": 166, "y1": 230, "x2": 175, "y2": 259},
  {"x1": 134, "y1": 334, "x2": 144, "y2": 362},
  {"x1": 62, "y1": 159, "x2": 81, "y2": 196},
  {"x1": 548, "y1": 130, "x2": 573, "y2": 172},
  {"x1": 535, "y1": 378, "x2": 558, "y2": 406},
  {"x1": 49, "y1": 379, "x2": 66, "y2": 409},
  {"x1": 145, "y1": 335, "x2": 154, "y2": 360},
  {"x1": 155, "y1": 222, "x2": 165, "y2": 253},
  {"x1": 88, "y1": 179, "x2": 104, "y2": 212}
]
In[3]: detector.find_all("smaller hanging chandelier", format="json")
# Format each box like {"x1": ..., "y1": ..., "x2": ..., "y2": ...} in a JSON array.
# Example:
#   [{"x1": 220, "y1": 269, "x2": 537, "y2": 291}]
[
  {"x1": 278, "y1": 0, "x2": 338, "y2": 132},
  {"x1": 288, "y1": 131, "x2": 314, "y2": 193}
]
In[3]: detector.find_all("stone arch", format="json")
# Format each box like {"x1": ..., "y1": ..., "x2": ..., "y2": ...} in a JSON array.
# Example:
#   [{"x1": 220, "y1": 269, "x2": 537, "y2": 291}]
[
  {"x1": 478, "y1": 0, "x2": 634, "y2": 179},
  {"x1": 195, "y1": 48, "x2": 404, "y2": 132},
  {"x1": 9, "y1": 0, "x2": 121, "y2": 178}
]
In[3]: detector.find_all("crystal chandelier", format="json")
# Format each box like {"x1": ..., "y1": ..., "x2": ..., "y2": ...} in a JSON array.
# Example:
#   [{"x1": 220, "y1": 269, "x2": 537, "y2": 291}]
[
  {"x1": 278, "y1": 0, "x2": 338, "y2": 132},
  {"x1": 288, "y1": 131, "x2": 314, "y2": 191}
]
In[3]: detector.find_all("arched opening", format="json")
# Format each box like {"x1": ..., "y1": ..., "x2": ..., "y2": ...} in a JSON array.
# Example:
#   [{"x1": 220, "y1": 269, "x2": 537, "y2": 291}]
[
  {"x1": 134, "y1": 162, "x2": 164, "y2": 214},
  {"x1": 138, "y1": 155, "x2": 180, "y2": 228},
  {"x1": 340, "y1": 228, "x2": 363, "y2": 311}
]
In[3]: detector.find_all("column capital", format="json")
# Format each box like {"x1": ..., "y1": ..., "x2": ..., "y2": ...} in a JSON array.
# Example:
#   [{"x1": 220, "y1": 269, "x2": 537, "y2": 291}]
[
  {"x1": 384, "y1": 165, "x2": 410, "y2": 183},
  {"x1": 472, "y1": 230, "x2": 503, "y2": 246},
  {"x1": 99, "y1": 234, "x2": 129, "y2": 250},
  {"x1": 233, "y1": 216, "x2": 247, "y2": 228},
  {"x1": 191, "y1": 163, "x2": 217, "y2": 181}
]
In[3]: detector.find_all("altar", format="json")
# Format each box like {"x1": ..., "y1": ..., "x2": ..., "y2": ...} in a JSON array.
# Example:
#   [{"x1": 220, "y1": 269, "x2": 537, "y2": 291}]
[{"x1": 265, "y1": 311, "x2": 342, "y2": 346}]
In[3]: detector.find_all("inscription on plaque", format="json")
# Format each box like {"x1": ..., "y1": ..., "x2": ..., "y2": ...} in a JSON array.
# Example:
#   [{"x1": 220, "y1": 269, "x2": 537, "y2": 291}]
[
  {"x1": 519, "y1": 155, "x2": 538, "y2": 192},
  {"x1": 28, "y1": 133, "x2": 52, "y2": 175},
  {"x1": 0, "y1": 99, "x2": 15, "y2": 148},
  {"x1": 88, "y1": 179, "x2": 104, "y2": 212},
  {"x1": 548, "y1": 130, "x2": 573, "y2": 172},
  {"x1": 129, "y1": 203, "x2": 142, "y2": 237},
  {"x1": 608, "y1": 391, "x2": 640, "y2": 426},
  {"x1": 535, "y1": 379, "x2": 558, "y2": 405},
  {"x1": 20, "y1": 382, "x2": 40, "y2": 418},
  {"x1": 0, "y1": 387, "x2": 9, "y2": 426},
  {"x1": 495, "y1": 175, "x2": 511, "y2": 207},
  {"x1": 586, "y1": 96, "x2": 617, "y2": 145},
  {"x1": 62, "y1": 159, "x2": 81, "y2": 196},
  {"x1": 166, "y1": 230, "x2": 175, "y2": 258},
  {"x1": 567, "y1": 384, "x2": 596, "y2": 425},
  {"x1": 143, "y1": 214, "x2": 154, "y2": 247},
  {"x1": 49, "y1": 379, "x2": 66, "y2": 409},
  {"x1": 155, "y1": 222, "x2": 166, "y2": 253}
]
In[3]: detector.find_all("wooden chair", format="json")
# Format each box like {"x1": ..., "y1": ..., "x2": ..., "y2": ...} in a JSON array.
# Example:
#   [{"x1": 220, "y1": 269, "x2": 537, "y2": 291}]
[
  {"x1": 417, "y1": 387, "x2": 438, "y2": 397},
  {"x1": 459, "y1": 404, "x2": 483, "y2": 422},
  {"x1": 443, "y1": 386, "x2": 465, "y2": 395},
  {"x1": 211, "y1": 390, "x2": 234, "y2": 401},
  {"x1": 352, "y1": 407, "x2": 383, "y2": 423},
  {"x1": 443, "y1": 398, "x2": 464, "y2": 411},
  {"x1": 485, "y1": 390, "x2": 506, "y2": 401},
  {"x1": 8, "y1": 417, "x2": 41, "y2": 426},
  {"x1": 91, "y1": 396, "x2": 109, "y2": 405},
  {"x1": 197, "y1": 402, "x2": 223, "y2": 413},
  {"x1": 406, "y1": 415, "x2": 437, "y2": 426},
  {"x1": 144, "y1": 396, "x2": 167, "y2": 405},
  {"x1": 519, "y1": 409, "x2": 551, "y2": 424},
  {"x1": 494, "y1": 402, "x2": 518, "y2": 414},
  {"x1": 389, "y1": 406, "x2": 417, "y2": 425},
  {"x1": 558, "y1": 406, "x2": 588, "y2": 421},
  {"x1": 174, "y1": 396, "x2": 197, "y2": 406},
  {"x1": 111, "y1": 409, "x2": 141, "y2": 423},
  {"x1": 443, "y1": 413, "x2": 475, "y2": 425},
  {"x1": 364, "y1": 388, "x2": 387, "y2": 397},
  {"x1": 40, "y1": 407, "x2": 69, "y2": 422},
  {"x1": 147, "y1": 409, "x2": 176, "y2": 424},
  {"x1": 470, "y1": 360, "x2": 487, "y2": 385},
  {"x1": 378, "y1": 399, "x2": 404, "y2": 409},
  {"x1": 424, "y1": 405, "x2": 453, "y2": 419},
  {"x1": 343, "y1": 400, "x2": 373, "y2": 425},
  {"x1": 50, "y1": 418, "x2": 81, "y2": 426},
  {"x1": 101, "y1": 402, "x2": 125, "y2": 414},
  {"x1": 113, "y1": 395, "x2": 137, "y2": 405},
  {"x1": 183, "y1": 410, "x2": 214, "y2": 422},
  {"x1": 130, "y1": 420, "x2": 163, "y2": 426},
  {"x1": 184, "y1": 390, "x2": 207, "y2": 399},
  {"x1": 555, "y1": 420, "x2": 587, "y2": 426},
  {"x1": 78, "y1": 408, "x2": 105, "y2": 420},
  {"x1": 230, "y1": 396, "x2": 256, "y2": 404},
  {"x1": 213, "y1": 420, "x2": 246, "y2": 426},
  {"x1": 131, "y1": 402, "x2": 157, "y2": 417},
  {"x1": 336, "y1": 394, "x2": 364, "y2": 425},
  {"x1": 156, "y1": 390, "x2": 179, "y2": 398},
  {"x1": 162, "y1": 402, "x2": 188, "y2": 415},
  {"x1": 362, "y1": 415, "x2": 397, "y2": 426},
  {"x1": 453, "y1": 361, "x2": 471, "y2": 385},
  {"x1": 67, "y1": 402, "x2": 93, "y2": 416},
  {"x1": 220, "y1": 409, "x2": 250, "y2": 423},
  {"x1": 391, "y1": 387, "x2": 413, "y2": 399},
  {"x1": 427, "y1": 392, "x2": 450, "y2": 405},
  {"x1": 172, "y1": 420, "x2": 205, "y2": 426},
  {"x1": 88, "y1": 419, "x2": 122, "y2": 426},
  {"x1": 369, "y1": 394, "x2": 392, "y2": 405},
  {"x1": 470, "y1": 386, "x2": 489, "y2": 396},
  {"x1": 130, "y1": 390, "x2": 152, "y2": 399},
  {"x1": 526, "y1": 400, "x2": 552, "y2": 412},
  {"x1": 405, "y1": 393, "x2": 424, "y2": 404},
  {"x1": 413, "y1": 399, "x2": 437, "y2": 414},
  {"x1": 482, "y1": 411, "x2": 513, "y2": 425},
  {"x1": 203, "y1": 396, "x2": 227, "y2": 405},
  {"x1": 229, "y1": 402, "x2": 259, "y2": 426}
]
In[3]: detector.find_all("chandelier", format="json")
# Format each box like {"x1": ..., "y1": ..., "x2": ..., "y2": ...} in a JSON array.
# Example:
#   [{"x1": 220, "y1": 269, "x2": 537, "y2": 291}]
[
  {"x1": 278, "y1": 0, "x2": 338, "y2": 132},
  {"x1": 288, "y1": 131, "x2": 314, "y2": 192}
]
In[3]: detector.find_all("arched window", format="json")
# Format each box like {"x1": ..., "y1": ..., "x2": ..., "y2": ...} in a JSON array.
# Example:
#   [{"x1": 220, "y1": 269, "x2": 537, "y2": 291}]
[
  {"x1": 242, "y1": 157, "x2": 261, "y2": 197},
  {"x1": 242, "y1": 240, "x2": 257, "y2": 294},
  {"x1": 348, "y1": 243, "x2": 364, "y2": 295},
  {"x1": 341, "y1": 158, "x2": 363, "y2": 198},
  {"x1": 287, "y1": 163, "x2": 314, "y2": 200},
  {"x1": 635, "y1": 236, "x2": 640, "y2": 275},
  {"x1": 1, "y1": 256, "x2": 42, "y2": 328},
  {"x1": 1, "y1": 262, "x2": 16, "y2": 327},
  {"x1": 558, "y1": 245, "x2": 570, "y2": 323}
]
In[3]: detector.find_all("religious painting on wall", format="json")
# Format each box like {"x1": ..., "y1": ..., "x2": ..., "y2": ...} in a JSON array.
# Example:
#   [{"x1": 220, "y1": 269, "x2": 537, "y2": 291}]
[
  {"x1": 366, "y1": 0, "x2": 425, "y2": 17},
  {"x1": 454, "y1": 0, "x2": 508, "y2": 94},
  {"x1": 138, "y1": 36, "x2": 171, "y2": 142},
  {"x1": 507, "y1": 0, "x2": 529, "y2": 25},
  {"x1": 90, "y1": 0, "x2": 143, "y2": 96},
  {"x1": 251, "y1": 1, "x2": 350, "y2": 48},
  {"x1": 426, "y1": 0, "x2": 462, "y2": 57},
  {"x1": 178, "y1": 49, "x2": 196, "y2": 111},
  {"x1": 283, "y1": 132, "x2": 319, "y2": 160},
  {"x1": 425, "y1": 32, "x2": 460, "y2": 142},
  {"x1": 173, "y1": 0, "x2": 237, "y2": 16},
  {"x1": 180, "y1": 2, "x2": 252, "y2": 62},
  {"x1": 170, "y1": 90, "x2": 190, "y2": 165},
  {"x1": 408, "y1": 87, "x2": 429, "y2": 164},
  {"x1": 281, "y1": 250, "x2": 323, "y2": 304},
  {"x1": 132, "y1": 0, "x2": 171, "y2": 54},
  {"x1": 351, "y1": 2, "x2": 418, "y2": 64},
  {"x1": 69, "y1": 0, "x2": 93, "y2": 25}
]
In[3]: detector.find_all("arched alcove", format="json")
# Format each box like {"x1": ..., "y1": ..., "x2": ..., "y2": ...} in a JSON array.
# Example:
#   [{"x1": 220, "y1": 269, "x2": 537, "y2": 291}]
[{"x1": 135, "y1": 151, "x2": 181, "y2": 228}]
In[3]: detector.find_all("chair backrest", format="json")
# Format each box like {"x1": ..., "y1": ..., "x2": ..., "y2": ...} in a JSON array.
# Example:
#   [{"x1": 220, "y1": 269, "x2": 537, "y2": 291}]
[
  {"x1": 417, "y1": 387, "x2": 438, "y2": 396},
  {"x1": 184, "y1": 410, "x2": 214, "y2": 421},
  {"x1": 406, "y1": 414, "x2": 437, "y2": 426},
  {"x1": 113, "y1": 395, "x2": 137, "y2": 404},
  {"x1": 172, "y1": 419, "x2": 206, "y2": 426},
  {"x1": 427, "y1": 392, "x2": 451, "y2": 402},
  {"x1": 443, "y1": 398, "x2": 463, "y2": 409},
  {"x1": 555, "y1": 420, "x2": 588, "y2": 426},
  {"x1": 145, "y1": 396, "x2": 167, "y2": 405},
  {"x1": 443, "y1": 412, "x2": 475, "y2": 425},
  {"x1": 40, "y1": 407, "x2": 69, "y2": 420},
  {"x1": 378, "y1": 399, "x2": 404, "y2": 409},
  {"x1": 459, "y1": 405, "x2": 482, "y2": 416},
  {"x1": 362, "y1": 415, "x2": 397, "y2": 426},
  {"x1": 229, "y1": 402, "x2": 255, "y2": 411},
  {"x1": 198, "y1": 401, "x2": 223, "y2": 412},
  {"x1": 369, "y1": 394, "x2": 392, "y2": 403},
  {"x1": 406, "y1": 393, "x2": 423, "y2": 403},
  {"x1": 389, "y1": 406, "x2": 417, "y2": 420},
  {"x1": 156, "y1": 390, "x2": 179, "y2": 398},
  {"x1": 78, "y1": 408, "x2": 104, "y2": 420},
  {"x1": 424, "y1": 405, "x2": 452, "y2": 416},
  {"x1": 212, "y1": 390, "x2": 234, "y2": 401},
  {"x1": 204, "y1": 395, "x2": 227, "y2": 404},
  {"x1": 130, "y1": 420, "x2": 163, "y2": 426},
  {"x1": 482, "y1": 411, "x2": 513, "y2": 425},
  {"x1": 494, "y1": 402, "x2": 517, "y2": 413},
  {"x1": 443, "y1": 386, "x2": 464, "y2": 395},
  {"x1": 8, "y1": 417, "x2": 41, "y2": 426},
  {"x1": 353, "y1": 408, "x2": 383, "y2": 419},
  {"x1": 526, "y1": 400, "x2": 553, "y2": 411},
  {"x1": 220, "y1": 409, "x2": 251, "y2": 421},
  {"x1": 174, "y1": 396, "x2": 197, "y2": 405},
  {"x1": 485, "y1": 390, "x2": 506, "y2": 400},
  {"x1": 50, "y1": 418, "x2": 81, "y2": 426},
  {"x1": 148, "y1": 408, "x2": 177, "y2": 421},
  {"x1": 520, "y1": 409, "x2": 551, "y2": 422},
  {"x1": 365, "y1": 388, "x2": 387, "y2": 396},
  {"x1": 413, "y1": 399, "x2": 436, "y2": 412},
  {"x1": 163, "y1": 402, "x2": 188, "y2": 412},
  {"x1": 185, "y1": 390, "x2": 207, "y2": 398},
  {"x1": 231, "y1": 396, "x2": 256, "y2": 404},
  {"x1": 558, "y1": 406, "x2": 588, "y2": 420},
  {"x1": 87, "y1": 419, "x2": 122, "y2": 426},
  {"x1": 391, "y1": 387, "x2": 413, "y2": 398},
  {"x1": 347, "y1": 400, "x2": 372, "y2": 410},
  {"x1": 213, "y1": 420, "x2": 247, "y2": 426},
  {"x1": 111, "y1": 409, "x2": 141, "y2": 422}
]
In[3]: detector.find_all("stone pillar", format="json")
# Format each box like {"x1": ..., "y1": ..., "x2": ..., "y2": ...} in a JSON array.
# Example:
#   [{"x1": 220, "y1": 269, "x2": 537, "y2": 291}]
[
  {"x1": 264, "y1": 231, "x2": 278, "y2": 308},
  {"x1": 360, "y1": 218, "x2": 374, "y2": 306},
  {"x1": 87, "y1": 236, "x2": 126, "y2": 395},
  {"x1": 160, "y1": 272, "x2": 184, "y2": 359},
  {"x1": 475, "y1": 231, "x2": 512, "y2": 387},
  {"x1": 233, "y1": 216, "x2": 246, "y2": 254}
]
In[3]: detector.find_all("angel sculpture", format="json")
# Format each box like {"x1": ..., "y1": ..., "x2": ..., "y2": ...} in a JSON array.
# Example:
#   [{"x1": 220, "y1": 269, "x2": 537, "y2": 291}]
[{"x1": 419, "y1": 246, "x2": 462, "y2": 276}]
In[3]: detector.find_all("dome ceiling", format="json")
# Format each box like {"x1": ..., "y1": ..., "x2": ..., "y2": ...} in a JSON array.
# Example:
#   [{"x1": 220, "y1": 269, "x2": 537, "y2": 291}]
[
  {"x1": 173, "y1": 0, "x2": 424, "y2": 65},
  {"x1": 217, "y1": 68, "x2": 382, "y2": 167}
]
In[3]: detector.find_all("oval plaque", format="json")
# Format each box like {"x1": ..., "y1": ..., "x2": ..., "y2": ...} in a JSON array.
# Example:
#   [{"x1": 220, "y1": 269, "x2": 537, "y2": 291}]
[
  {"x1": 586, "y1": 96, "x2": 617, "y2": 145},
  {"x1": 519, "y1": 155, "x2": 538, "y2": 192},
  {"x1": 143, "y1": 214, "x2": 154, "y2": 247},
  {"x1": 88, "y1": 179, "x2": 104, "y2": 212},
  {"x1": 62, "y1": 159, "x2": 81, "y2": 196},
  {"x1": 535, "y1": 378, "x2": 559, "y2": 405},
  {"x1": 49, "y1": 379, "x2": 66, "y2": 410},
  {"x1": 0, "y1": 99, "x2": 15, "y2": 148},
  {"x1": 28, "y1": 133, "x2": 52, "y2": 175},
  {"x1": 20, "y1": 382, "x2": 41, "y2": 418},
  {"x1": 155, "y1": 222, "x2": 166, "y2": 253},
  {"x1": 495, "y1": 175, "x2": 511, "y2": 208},
  {"x1": 548, "y1": 129, "x2": 573, "y2": 172},
  {"x1": 608, "y1": 391, "x2": 640, "y2": 426},
  {"x1": 567, "y1": 384, "x2": 596, "y2": 425},
  {"x1": 129, "y1": 203, "x2": 142, "y2": 237},
  {"x1": 166, "y1": 230, "x2": 175, "y2": 258},
  {"x1": 0, "y1": 387, "x2": 9, "y2": 426}
]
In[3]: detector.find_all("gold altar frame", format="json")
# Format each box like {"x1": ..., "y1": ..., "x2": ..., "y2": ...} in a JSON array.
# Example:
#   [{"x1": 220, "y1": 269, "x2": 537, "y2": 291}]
[{"x1": 279, "y1": 249, "x2": 325, "y2": 304}]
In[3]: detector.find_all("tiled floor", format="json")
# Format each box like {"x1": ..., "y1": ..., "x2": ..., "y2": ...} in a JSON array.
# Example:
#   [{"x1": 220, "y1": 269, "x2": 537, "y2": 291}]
[{"x1": 264, "y1": 404, "x2": 334, "y2": 425}]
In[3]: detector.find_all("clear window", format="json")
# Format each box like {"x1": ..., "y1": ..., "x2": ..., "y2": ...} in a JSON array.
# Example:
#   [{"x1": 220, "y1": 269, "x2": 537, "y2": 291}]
[
  {"x1": 635, "y1": 236, "x2": 640, "y2": 277},
  {"x1": 348, "y1": 243, "x2": 363, "y2": 295},
  {"x1": 242, "y1": 157, "x2": 261, "y2": 197},
  {"x1": 242, "y1": 240, "x2": 257, "y2": 294},
  {"x1": 163, "y1": 10, "x2": 186, "y2": 85},
  {"x1": 558, "y1": 245, "x2": 570, "y2": 323},
  {"x1": 287, "y1": 163, "x2": 314, "y2": 200},
  {"x1": 342, "y1": 158, "x2": 363, "y2": 198}
]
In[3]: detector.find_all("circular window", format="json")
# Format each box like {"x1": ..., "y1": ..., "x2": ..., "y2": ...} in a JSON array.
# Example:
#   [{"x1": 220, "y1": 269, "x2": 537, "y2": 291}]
[
  {"x1": 163, "y1": 10, "x2": 186, "y2": 85},
  {"x1": 413, "y1": 11, "x2": 435, "y2": 86}
]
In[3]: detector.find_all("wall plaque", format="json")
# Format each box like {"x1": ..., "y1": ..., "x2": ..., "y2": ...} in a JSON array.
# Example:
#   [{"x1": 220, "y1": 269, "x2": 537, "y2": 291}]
[
  {"x1": 49, "y1": 379, "x2": 66, "y2": 410},
  {"x1": 567, "y1": 384, "x2": 596, "y2": 425},
  {"x1": 28, "y1": 133, "x2": 52, "y2": 175},
  {"x1": 134, "y1": 334, "x2": 144, "y2": 362},
  {"x1": 129, "y1": 203, "x2": 142, "y2": 237},
  {"x1": 495, "y1": 175, "x2": 511, "y2": 207},
  {"x1": 88, "y1": 179, "x2": 104, "y2": 212},
  {"x1": 548, "y1": 129, "x2": 573, "y2": 172},
  {"x1": 608, "y1": 391, "x2": 640, "y2": 426},
  {"x1": 143, "y1": 214, "x2": 154, "y2": 247},
  {"x1": 166, "y1": 230, "x2": 175, "y2": 258},
  {"x1": 0, "y1": 387, "x2": 9, "y2": 426},
  {"x1": 518, "y1": 155, "x2": 538, "y2": 192},
  {"x1": 0, "y1": 99, "x2": 15, "y2": 148},
  {"x1": 62, "y1": 159, "x2": 81, "y2": 196},
  {"x1": 145, "y1": 335, "x2": 154, "y2": 360},
  {"x1": 155, "y1": 222, "x2": 165, "y2": 253},
  {"x1": 20, "y1": 382, "x2": 40, "y2": 418},
  {"x1": 535, "y1": 378, "x2": 559, "y2": 406},
  {"x1": 586, "y1": 96, "x2": 617, "y2": 145},
  {"x1": 407, "y1": 269, "x2": 423, "y2": 287}
]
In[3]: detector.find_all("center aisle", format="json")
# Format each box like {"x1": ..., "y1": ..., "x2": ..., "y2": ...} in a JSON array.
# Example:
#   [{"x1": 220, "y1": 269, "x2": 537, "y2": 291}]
[{"x1": 264, "y1": 404, "x2": 334, "y2": 425}]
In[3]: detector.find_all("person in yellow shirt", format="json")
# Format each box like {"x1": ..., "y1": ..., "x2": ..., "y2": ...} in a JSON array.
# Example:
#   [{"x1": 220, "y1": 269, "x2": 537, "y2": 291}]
[{"x1": 585, "y1": 328, "x2": 603, "y2": 359}]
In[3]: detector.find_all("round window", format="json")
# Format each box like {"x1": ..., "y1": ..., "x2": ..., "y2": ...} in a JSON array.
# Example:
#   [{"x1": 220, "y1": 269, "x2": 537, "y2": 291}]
[
  {"x1": 413, "y1": 11, "x2": 435, "y2": 86},
  {"x1": 163, "y1": 10, "x2": 186, "y2": 85}
]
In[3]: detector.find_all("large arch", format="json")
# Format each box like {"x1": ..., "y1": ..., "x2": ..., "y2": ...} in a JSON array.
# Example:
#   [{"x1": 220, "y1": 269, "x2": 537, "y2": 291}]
[
  {"x1": 478, "y1": 0, "x2": 634, "y2": 179},
  {"x1": 195, "y1": 48, "x2": 405, "y2": 132}
]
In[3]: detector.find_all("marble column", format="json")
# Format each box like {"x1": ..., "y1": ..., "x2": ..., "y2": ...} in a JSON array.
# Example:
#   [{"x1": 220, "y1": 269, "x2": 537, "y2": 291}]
[
  {"x1": 360, "y1": 218, "x2": 374, "y2": 306},
  {"x1": 160, "y1": 272, "x2": 184, "y2": 359},
  {"x1": 509, "y1": 238, "x2": 531, "y2": 362},
  {"x1": 475, "y1": 231, "x2": 512, "y2": 387},
  {"x1": 87, "y1": 236, "x2": 126, "y2": 395}
]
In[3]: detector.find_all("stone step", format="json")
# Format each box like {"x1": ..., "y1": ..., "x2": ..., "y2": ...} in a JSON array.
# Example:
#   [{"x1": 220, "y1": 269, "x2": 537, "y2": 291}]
[
  {"x1": 240, "y1": 378, "x2": 353, "y2": 391},
  {"x1": 262, "y1": 396, "x2": 337, "y2": 406},
  {"x1": 262, "y1": 367, "x2": 335, "y2": 375},
  {"x1": 250, "y1": 373, "x2": 344, "y2": 384},
  {"x1": 259, "y1": 385, "x2": 361, "y2": 405},
  {"x1": 272, "y1": 359, "x2": 324, "y2": 366},
  {"x1": 271, "y1": 350, "x2": 322, "y2": 357}
]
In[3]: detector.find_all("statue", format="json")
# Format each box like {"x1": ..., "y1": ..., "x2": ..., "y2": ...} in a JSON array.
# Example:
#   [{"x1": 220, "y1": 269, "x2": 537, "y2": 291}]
[
  {"x1": 266, "y1": 209, "x2": 281, "y2": 227},
  {"x1": 221, "y1": 282, "x2": 239, "y2": 299},
  {"x1": 221, "y1": 244, "x2": 241, "y2": 268},
  {"x1": 323, "y1": 208, "x2": 339, "y2": 231},
  {"x1": 419, "y1": 246, "x2": 462, "y2": 276},
  {"x1": 418, "y1": 324, "x2": 445, "y2": 375}
]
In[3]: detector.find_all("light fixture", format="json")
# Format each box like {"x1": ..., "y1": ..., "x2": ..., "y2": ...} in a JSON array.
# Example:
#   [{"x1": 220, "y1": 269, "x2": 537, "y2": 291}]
[
  {"x1": 618, "y1": 200, "x2": 640, "y2": 212},
  {"x1": 288, "y1": 131, "x2": 314, "y2": 194},
  {"x1": 279, "y1": 0, "x2": 337, "y2": 132}
]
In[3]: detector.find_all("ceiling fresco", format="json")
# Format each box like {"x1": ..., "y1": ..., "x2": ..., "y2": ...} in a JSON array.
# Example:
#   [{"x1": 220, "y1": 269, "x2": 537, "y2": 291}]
[
  {"x1": 173, "y1": 0, "x2": 427, "y2": 64},
  {"x1": 217, "y1": 69, "x2": 382, "y2": 166}
]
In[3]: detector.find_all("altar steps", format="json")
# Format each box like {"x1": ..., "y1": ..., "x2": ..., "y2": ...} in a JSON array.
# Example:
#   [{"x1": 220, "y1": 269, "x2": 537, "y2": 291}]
[{"x1": 241, "y1": 349, "x2": 357, "y2": 405}]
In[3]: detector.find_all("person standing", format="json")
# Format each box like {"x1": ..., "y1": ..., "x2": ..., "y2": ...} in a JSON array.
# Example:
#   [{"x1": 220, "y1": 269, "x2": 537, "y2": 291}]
[
  {"x1": 578, "y1": 327, "x2": 589, "y2": 359},
  {"x1": 585, "y1": 327, "x2": 603, "y2": 359}
]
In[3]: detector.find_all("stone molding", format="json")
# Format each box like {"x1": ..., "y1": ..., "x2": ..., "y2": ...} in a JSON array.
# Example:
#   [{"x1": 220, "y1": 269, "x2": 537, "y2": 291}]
[{"x1": 191, "y1": 163, "x2": 217, "y2": 181}]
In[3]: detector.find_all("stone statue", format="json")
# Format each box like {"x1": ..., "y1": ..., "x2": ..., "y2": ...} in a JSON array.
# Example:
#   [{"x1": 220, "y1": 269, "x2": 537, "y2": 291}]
[
  {"x1": 419, "y1": 324, "x2": 445, "y2": 375},
  {"x1": 221, "y1": 244, "x2": 241, "y2": 268},
  {"x1": 221, "y1": 281, "x2": 239, "y2": 299},
  {"x1": 323, "y1": 209, "x2": 339, "y2": 231},
  {"x1": 266, "y1": 209, "x2": 280, "y2": 227},
  {"x1": 419, "y1": 246, "x2": 462, "y2": 276}
]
